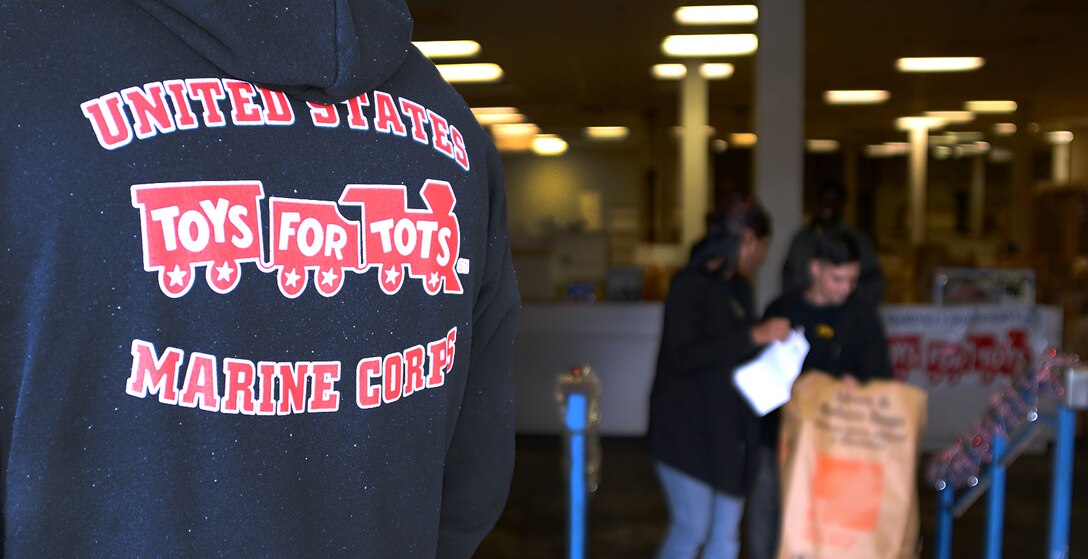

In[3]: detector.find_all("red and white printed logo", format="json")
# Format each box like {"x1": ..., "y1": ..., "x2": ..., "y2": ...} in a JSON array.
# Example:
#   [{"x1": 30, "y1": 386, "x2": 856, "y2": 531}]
[
  {"x1": 339, "y1": 179, "x2": 463, "y2": 295},
  {"x1": 131, "y1": 181, "x2": 265, "y2": 297},
  {"x1": 268, "y1": 198, "x2": 363, "y2": 298},
  {"x1": 131, "y1": 179, "x2": 464, "y2": 298}
]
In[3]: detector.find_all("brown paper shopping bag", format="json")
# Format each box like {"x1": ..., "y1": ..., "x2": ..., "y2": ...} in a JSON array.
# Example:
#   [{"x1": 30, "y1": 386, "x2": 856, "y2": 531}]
[{"x1": 777, "y1": 371, "x2": 927, "y2": 559}]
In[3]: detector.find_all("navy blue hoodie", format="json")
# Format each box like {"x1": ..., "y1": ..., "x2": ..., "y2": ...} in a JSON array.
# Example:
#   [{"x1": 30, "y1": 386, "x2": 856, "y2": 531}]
[{"x1": 0, "y1": 1, "x2": 520, "y2": 556}]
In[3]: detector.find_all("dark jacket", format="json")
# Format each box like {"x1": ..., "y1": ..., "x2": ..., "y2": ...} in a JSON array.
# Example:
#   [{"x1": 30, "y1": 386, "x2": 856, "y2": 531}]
[
  {"x1": 0, "y1": 1, "x2": 520, "y2": 556},
  {"x1": 763, "y1": 290, "x2": 892, "y2": 382},
  {"x1": 758, "y1": 290, "x2": 892, "y2": 446},
  {"x1": 647, "y1": 266, "x2": 761, "y2": 496}
]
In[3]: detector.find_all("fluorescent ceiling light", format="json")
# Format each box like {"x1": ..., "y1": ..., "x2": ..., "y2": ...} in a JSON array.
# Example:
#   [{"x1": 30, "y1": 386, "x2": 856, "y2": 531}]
[
  {"x1": 652, "y1": 63, "x2": 734, "y2": 80},
  {"x1": 1047, "y1": 131, "x2": 1074, "y2": 144},
  {"x1": 955, "y1": 142, "x2": 991, "y2": 156},
  {"x1": 823, "y1": 90, "x2": 890, "y2": 105},
  {"x1": 864, "y1": 143, "x2": 910, "y2": 157},
  {"x1": 992, "y1": 122, "x2": 1017, "y2": 136},
  {"x1": 729, "y1": 132, "x2": 757, "y2": 147},
  {"x1": 674, "y1": 5, "x2": 758, "y2": 25},
  {"x1": 471, "y1": 107, "x2": 525, "y2": 125},
  {"x1": 896, "y1": 57, "x2": 985, "y2": 72},
  {"x1": 670, "y1": 125, "x2": 717, "y2": 138},
  {"x1": 964, "y1": 100, "x2": 1018, "y2": 114},
  {"x1": 700, "y1": 63, "x2": 735, "y2": 79},
  {"x1": 896, "y1": 116, "x2": 947, "y2": 131},
  {"x1": 652, "y1": 64, "x2": 687, "y2": 79},
  {"x1": 585, "y1": 126, "x2": 630, "y2": 140},
  {"x1": 805, "y1": 139, "x2": 840, "y2": 153},
  {"x1": 490, "y1": 123, "x2": 539, "y2": 152},
  {"x1": 472, "y1": 107, "x2": 520, "y2": 116},
  {"x1": 924, "y1": 111, "x2": 975, "y2": 124},
  {"x1": 490, "y1": 123, "x2": 539, "y2": 138},
  {"x1": 532, "y1": 134, "x2": 568, "y2": 156},
  {"x1": 930, "y1": 131, "x2": 984, "y2": 145},
  {"x1": 414, "y1": 40, "x2": 481, "y2": 59},
  {"x1": 436, "y1": 63, "x2": 503, "y2": 83},
  {"x1": 661, "y1": 34, "x2": 758, "y2": 57}
]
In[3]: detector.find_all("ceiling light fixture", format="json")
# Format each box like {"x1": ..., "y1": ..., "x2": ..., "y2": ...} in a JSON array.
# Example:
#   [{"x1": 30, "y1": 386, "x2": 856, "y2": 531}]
[
  {"x1": 896, "y1": 116, "x2": 947, "y2": 131},
  {"x1": 896, "y1": 57, "x2": 984, "y2": 72},
  {"x1": 670, "y1": 125, "x2": 717, "y2": 138},
  {"x1": 413, "y1": 40, "x2": 482, "y2": 59},
  {"x1": 729, "y1": 132, "x2": 757, "y2": 147},
  {"x1": 700, "y1": 63, "x2": 735, "y2": 79},
  {"x1": 864, "y1": 143, "x2": 911, "y2": 157},
  {"x1": 661, "y1": 34, "x2": 758, "y2": 57},
  {"x1": 436, "y1": 63, "x2": 504, "y2": 83},
  {"x1": 805, "y1": 139, "x2": 840, "y2": 153},
  {"x1": 532, "y1": 134, "x2": 569, "y2": 156},
  {"x1": 930, "y1": 131, "x2": 984, "y2": 145},
  {"x1": 490, "y1": 123, "x2": 539, "y2": 152},
  {"x1": 1047, "y1": 131, "x2": 1074, "y2": 144},
  {"x1": 823, "y1": 90, "x2": 890, "y2": 105},
  {"x1": 651, "y1": 64, "x2": 687, "y2": 79},
  {"x1": 651, "y1": 63, "x2": 734, "y2": 80},
  {"x1": 471, "y1": 107, "x2": 525, "y2": 125},
  {"x1": 585, "y1": 126, "x2": 630, "y2": 140},
  {"x1": 964, "y1": 100, "x2": 1018, "y2": 114},
  {"x1": 924, "y1": 111, "x2": 975, "y2": 123},
  {"x1": 992, "y1": 122, "x2": 1017, "y2": 136},
  {"x1": 674, "y1": 5, "x2": 758, "y2": 25}
]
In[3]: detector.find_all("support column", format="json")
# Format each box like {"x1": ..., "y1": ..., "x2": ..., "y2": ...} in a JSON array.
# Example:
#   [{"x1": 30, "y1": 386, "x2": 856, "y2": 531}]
[
  {"x1": 908, "y1": 124, "x2": 929, "y2": 246},
  {"x1": 1052, "y1": 138, "x2": 1072, "y2": 186},
  {"x1": 754, "y1": 0, "x2": 805, "y2": 310},
  {"x1": 679, "y1": 59, "x2": 709, "y2": 250}
]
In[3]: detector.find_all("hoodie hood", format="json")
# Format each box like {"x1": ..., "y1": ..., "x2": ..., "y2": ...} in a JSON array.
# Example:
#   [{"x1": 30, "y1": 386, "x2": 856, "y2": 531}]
[{"x1": 133, "y1": 0, "x2": 413, "y2": 104}]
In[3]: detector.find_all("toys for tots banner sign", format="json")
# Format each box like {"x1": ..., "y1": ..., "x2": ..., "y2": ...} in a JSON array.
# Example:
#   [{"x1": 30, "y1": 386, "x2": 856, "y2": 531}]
[{"x1": 879, "y1": 304, "x2": 1062, "y2": 450}]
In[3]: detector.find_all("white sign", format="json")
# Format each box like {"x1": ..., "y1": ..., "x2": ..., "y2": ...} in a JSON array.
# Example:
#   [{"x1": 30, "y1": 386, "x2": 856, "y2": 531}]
[{"x1": 881, "y1": 304, "x2": 1062, "y2": 450}]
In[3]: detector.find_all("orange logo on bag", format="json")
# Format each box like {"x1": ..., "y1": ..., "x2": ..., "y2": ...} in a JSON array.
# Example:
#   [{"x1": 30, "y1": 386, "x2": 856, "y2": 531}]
[{"x1": 809, "y1": 454, "x2": 884, "y2": 548}]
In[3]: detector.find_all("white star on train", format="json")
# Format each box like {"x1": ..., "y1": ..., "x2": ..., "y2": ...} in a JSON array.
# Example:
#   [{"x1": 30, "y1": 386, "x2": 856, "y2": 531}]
[
  {"x1": 215, "y1": 262, "x2": 234, "y2": 282},
  {"x1": 167, "y1": 265, "x2": 187, "y2": 286},
  {"x1": 283, "y1": 268, "x2": 301, "y2": 288}
]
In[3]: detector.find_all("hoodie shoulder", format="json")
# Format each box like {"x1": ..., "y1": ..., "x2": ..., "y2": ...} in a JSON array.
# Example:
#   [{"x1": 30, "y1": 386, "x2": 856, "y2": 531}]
[{"x1": 132, "y1": 0, "x2": 413, "y2": 103}]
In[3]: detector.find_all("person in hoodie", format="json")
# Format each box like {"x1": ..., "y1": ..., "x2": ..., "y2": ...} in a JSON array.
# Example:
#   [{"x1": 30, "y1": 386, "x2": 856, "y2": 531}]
[
  {"x1": 647, "y1": 194, "x2": 791, "y2": 559},
  {"x1": 0, "y1": 1, "x2": 520, "y2": 556}
]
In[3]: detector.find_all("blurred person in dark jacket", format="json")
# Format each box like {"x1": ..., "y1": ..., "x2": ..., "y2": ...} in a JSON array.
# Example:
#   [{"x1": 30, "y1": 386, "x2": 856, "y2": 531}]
[
  {"x1": 782, "y1": 180, "x2": 884, "y2": 307},
  {"x1": 746, "y1": 230, "x2": 893, "y2": 559},
  {"x1": 648, "y1": 195, "x2": 791, "y2": 559}
]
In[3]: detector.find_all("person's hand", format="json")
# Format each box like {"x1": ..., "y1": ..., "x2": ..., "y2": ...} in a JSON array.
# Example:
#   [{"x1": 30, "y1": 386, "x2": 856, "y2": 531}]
[{"x1": 751, "y1": 317, "x2": 791, "y2": 345}]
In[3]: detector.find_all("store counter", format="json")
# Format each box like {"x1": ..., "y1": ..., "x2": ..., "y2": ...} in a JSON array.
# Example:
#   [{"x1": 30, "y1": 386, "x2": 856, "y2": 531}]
[{"x1": 513, "y1": 302, "x2": 1063, "y2": 451}]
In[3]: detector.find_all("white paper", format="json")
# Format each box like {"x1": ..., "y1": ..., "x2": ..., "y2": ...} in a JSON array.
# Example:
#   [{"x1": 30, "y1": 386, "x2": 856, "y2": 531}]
[{"x1": 733, "y1": 329, "x2": 810, "y2": 416}]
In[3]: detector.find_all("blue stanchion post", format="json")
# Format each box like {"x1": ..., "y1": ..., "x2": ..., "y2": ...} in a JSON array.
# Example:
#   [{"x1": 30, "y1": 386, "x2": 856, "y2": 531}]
[
  {"x1": 936, "y1": 485, "x2": 954, "y2": 559},
  {"x1": 984, "y1": 433, "x2": 1008, "y2": 559},
  {"x1": 565, "y1": 393, "x2": 587, "y2": 559},
  {"x1": 1047, "y1": 404, "x2": 1075, "y2": 559}
]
